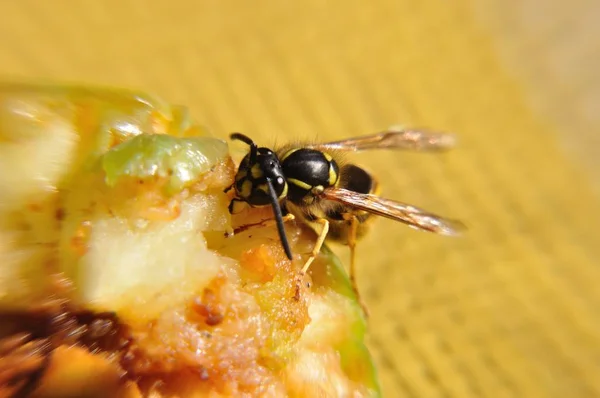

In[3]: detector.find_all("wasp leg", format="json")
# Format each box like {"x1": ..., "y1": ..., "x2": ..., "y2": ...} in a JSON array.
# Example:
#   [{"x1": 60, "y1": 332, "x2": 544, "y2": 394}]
[
  {"x1": 228, "y1": 198, "x2": 247, "y2": 214},
  {"x1": 347, "y1": 215, "x2": 369, "y2": 317},
  {"x1": 295, "y1": 218, "x2": 329, "y2": 299},
  {"x1": 223, "y1": 182, "x2": 234, "y2": 193},
  {"x1": 301, "y1": 218, "x2": 329, "y2": 275},
  {"x1": 231, "y1": 213, "x2": 295, "y2": 235}
]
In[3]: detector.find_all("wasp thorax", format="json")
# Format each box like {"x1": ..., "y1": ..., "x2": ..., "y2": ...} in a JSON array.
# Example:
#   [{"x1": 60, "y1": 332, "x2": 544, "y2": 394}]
[
  {"x1": 280, "y1": 148, "x2": 340, "y2": 204},
  {"x1": 234, "y1": 147, "x2": 288, "y2": 206}
]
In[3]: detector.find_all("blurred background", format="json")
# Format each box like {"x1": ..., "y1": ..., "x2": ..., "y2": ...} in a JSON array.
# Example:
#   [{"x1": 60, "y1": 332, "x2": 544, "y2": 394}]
[{"x1": 1, "y1": 0, "x2": 598, "y2": 396}]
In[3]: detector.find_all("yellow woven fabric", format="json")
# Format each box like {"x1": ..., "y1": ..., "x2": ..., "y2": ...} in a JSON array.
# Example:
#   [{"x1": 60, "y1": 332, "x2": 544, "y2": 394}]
[{"x1": 1, "y1": 1, "x2": 599, "y2": 396}]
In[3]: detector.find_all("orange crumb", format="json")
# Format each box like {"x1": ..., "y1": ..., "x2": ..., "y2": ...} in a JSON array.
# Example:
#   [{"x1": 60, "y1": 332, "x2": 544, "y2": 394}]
[
  {"x1": 240, "y1": 245, "x2": 278, "y2": 282},
  {"x1": 70, "y1": 221, "x2": 91, "y2": 257}
]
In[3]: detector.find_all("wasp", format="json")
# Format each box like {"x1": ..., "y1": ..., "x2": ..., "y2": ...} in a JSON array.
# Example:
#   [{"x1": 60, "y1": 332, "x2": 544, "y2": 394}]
[{"x1": 225, "y1": 127, "x2": 465, "y2": 304}]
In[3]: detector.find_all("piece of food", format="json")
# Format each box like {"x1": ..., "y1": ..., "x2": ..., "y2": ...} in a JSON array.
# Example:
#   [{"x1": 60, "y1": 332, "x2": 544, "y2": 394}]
[{"x1": 0, "y1": 82, "x2": 380, "y2": 397}]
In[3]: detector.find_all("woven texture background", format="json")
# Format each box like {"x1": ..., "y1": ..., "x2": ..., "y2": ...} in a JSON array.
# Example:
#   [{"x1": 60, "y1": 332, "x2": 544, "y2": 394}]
[{"x1": 1, "y1": 1, "x2": 599, "y2": 397}]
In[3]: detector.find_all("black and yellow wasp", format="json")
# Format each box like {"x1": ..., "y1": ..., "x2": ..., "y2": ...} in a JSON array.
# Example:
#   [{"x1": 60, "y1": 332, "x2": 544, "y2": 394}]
[{"x1": 225, "y1": 127, "x2": 465, "y2": 301}]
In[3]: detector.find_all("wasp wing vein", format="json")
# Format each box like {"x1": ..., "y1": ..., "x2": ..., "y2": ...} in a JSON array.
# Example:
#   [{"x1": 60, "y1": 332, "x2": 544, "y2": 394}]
[{"x1": 321, "y1": 188, "x2": 465, "y2": 236}]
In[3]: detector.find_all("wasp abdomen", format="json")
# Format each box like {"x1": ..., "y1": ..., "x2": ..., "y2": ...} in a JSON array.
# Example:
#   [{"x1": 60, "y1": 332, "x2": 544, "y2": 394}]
[
  {"x1": 281, "y1": 148, "x2": 340, "y2": 203},
  {"x1": 339, "y1": 164, "x2": 376, "y2": 195}
]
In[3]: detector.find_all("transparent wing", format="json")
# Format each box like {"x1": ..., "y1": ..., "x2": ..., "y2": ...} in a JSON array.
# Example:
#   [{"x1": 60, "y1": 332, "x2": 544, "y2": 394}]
[
  {"x1": 321, "y1": 188, "x2": 466, "y2": 236},
  {"x1": 312, "y1": 126, "x2": 456, "y2": 152}
]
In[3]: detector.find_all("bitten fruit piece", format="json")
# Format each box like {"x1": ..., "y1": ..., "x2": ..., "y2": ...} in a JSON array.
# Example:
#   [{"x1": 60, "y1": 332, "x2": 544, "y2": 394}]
[{"x1": 0, "y1": 82, "x2": 380, "y2": 397}]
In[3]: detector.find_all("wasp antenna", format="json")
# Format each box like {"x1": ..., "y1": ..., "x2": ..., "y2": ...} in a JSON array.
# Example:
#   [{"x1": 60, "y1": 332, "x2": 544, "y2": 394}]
[
  {"x1": 265, "y1": 177, "x2": 293, "y2": 260},
  {"x1": 230, "y1": 132, "x2": 258, "y2": 165},
  {"x1": 230, "y1": 132, "x2": 254, "y2": 145}
]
